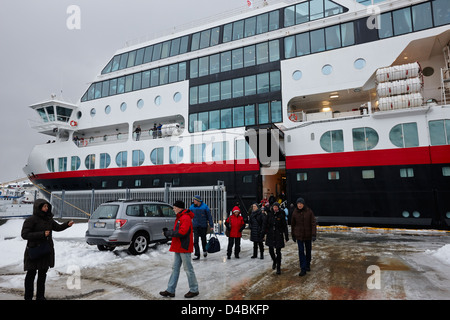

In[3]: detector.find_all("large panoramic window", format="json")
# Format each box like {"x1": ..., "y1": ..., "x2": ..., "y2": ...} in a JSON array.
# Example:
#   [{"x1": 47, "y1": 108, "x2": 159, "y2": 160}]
[
  {"x1": 429, "y1": 119, "x2": 450, "y2": 145},
  {"x1": 99, "y1": 153, "x2": 111, "y2": 169},
  {"x1": 150, "y1": 148, "x2": 164, "y2": 165},
  {"x1": 320, "y1": 130, "x2": 344, "y2": 153},
  {"x1": 389, "y1": 123, "x2": 419, "y2": 148},
  {"x1": 85, "y1": 154, "x2": 95, "y2": 170},
  {"x1": 132, "y1": 150, "x2": 145, "y2": 167},
  {"x1": 352, "y1": 127, "x2": 379, "y2": 151},
  {"x1": 115, "y1": 151, "x2": 127, "y2": 167}
]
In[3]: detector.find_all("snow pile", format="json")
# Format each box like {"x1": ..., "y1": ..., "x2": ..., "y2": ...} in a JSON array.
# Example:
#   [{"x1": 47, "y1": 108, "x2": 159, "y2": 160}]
[{"x1": 428, "y1": 244, "x2": 450, "y2": 265}]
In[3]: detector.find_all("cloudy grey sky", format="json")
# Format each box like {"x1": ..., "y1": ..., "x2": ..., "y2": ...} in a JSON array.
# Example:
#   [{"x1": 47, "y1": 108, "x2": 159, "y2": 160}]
[{"x1": 0, "y1": 0, "x2": 253, "y2": 183}]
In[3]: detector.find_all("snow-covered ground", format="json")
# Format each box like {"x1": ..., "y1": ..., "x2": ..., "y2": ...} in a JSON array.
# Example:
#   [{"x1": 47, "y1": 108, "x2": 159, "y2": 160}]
[{"x1": 0, "y1": 219, "x2": 449, "y2": 300}]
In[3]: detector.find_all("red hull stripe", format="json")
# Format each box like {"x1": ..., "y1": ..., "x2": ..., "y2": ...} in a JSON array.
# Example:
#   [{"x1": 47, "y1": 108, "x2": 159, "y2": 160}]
[
  {"x1": 34, "y1": 160, "x2": 260, "y2": 180},
  {"x1": 286, "y1": 146, "x2": 450, "y2": 170}
]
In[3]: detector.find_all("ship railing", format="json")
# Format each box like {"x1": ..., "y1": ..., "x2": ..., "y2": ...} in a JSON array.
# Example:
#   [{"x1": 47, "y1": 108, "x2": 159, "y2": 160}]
[{"x1": 74, "y1": 132, "x2": 130, "y2": 147}]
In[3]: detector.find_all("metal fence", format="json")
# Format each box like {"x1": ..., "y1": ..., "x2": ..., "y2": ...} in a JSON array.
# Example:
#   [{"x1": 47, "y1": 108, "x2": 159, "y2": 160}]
[{"x1": 50, "y1": 182, "x2": 227, "y2": 230}]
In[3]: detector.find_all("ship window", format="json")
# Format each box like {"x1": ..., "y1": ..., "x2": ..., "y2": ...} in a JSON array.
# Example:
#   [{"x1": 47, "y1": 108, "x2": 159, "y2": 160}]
[
  {"x1": 58, "y1": 157, "x2": 67, "y2": 172},
  {"x1": 161, "y1": 41, "x2": 171, "y2": 59},
  {"x1": 284, "y1": 6, "x2": 296, "y2": 27},
  {"x1": 85, "y1": 154, "x2": 95, "y2": 170},
  {"x1": 296, "y1": 33, "x2": 310, "y2": 56},
  {"x1": 310, "y1": 0, "x2": 324, "y2": 21},
  {"x1": 143, "y1": 46, "x2": 153, "y2": 64},
  {"x1": 256, "y1": 42, "x2": 269, "y2": 65},
  {"x1": 244, "y1": 45, "x2": 256, "y2": 67},
  {"x1": 433, "y1": 0, "x2": 450, "y2": 26},
  {"x1": 311, "y1": 29, "x2": 325, "y2": 53},
  {"x1": 233, "y1": 107, "x2": 245, "y2": 127},
  {"x1": 46, "y1": 159, "x2": 55, "y2": 172},
  {"x1": 154, "y1": 96, "x2": 162, "y2": 106},
  {"x1": 232, "y1": 48, "x2": 243, "y2": 70},
  {"x1": 210, "y1": 54, "x2": 220, "y2": 74},
  {"x1": 159, "y1": 66, "x2": 168, "y2": 85},
  {"x1": 352, "y1": 127, "x2": 379, "y2": 151},
  {"x1": 257, "y1": 73, "x2": 270, "y2": 94},
  {"x1": 322, "y1": 64, "x2": 333, "y2": 75},
  {"x1": 36, "y1": 108, "x2": 48, "y2": 122},
  {"x1": 127, "y1": 50, "x2": 136, "y2": 68},
  {"x1": 169, "y1": 146, "x2": 184, "y2": 164},
  {"x1": 100, "y1": 153, "x2": 111, "y2": 169},
  {"x1": 90, "y1": 108, "x2": 96, "y2": 117},
  {"x1": 325, "y1": 25, "x2": 341, "y2": 50},
  {"x1": 56, "y1": 106, "x2": 73, "y2": 122},
  {"x1": 258, "y1": 103, "x2": 269, "y2": 124},
  {"x1": 46, "y1": 106, "x2": 55, "y2": 121},
  {"x1": 341, "y1": 22, "x2": 355, "y2": 46},
  {"x1": 362, "y1": 169, "x2": 375, "y2": 179},
  {"x1": 245, "y1": 104, "x2": 256, "y2": 126},
  {"x1": 152, "y1": 43, "x2": 162, "y2": 61},
  {"x1": 233, "y1": 20, "x2": 244, "y2": 41},
  {"x1": 209, "y1": 110, "x2": 220, "y2": 130},
  {"x1": 235, "y1": 139, "x2": 255, "y2": 160},
  {"x1": 191, "y1": 33, "x2": 200, "y2": 51},
  {"x1": 173, "y1": 92, "x2": 182, "y2": 103},
  {"x1": 118, "y1": 180, "x2": 124, "y2": 187},
  {"x1": 150, "y1": 148, "x2": 164, "y2": 165},
  {"x1": 223, "y1": 23, "x2": 232, "y2": 43},
  {"x1": 117, "y1": 77, "x2": 125, "y2": 94},
  {"x1": 400, "y1": 168, "x2": 414, "y2": 178},
  {"x1": 135, "y1": 48, "x2": 145, "y2": 65},
  {"x1": 200, "y1": 29, "x2": 211, "y2": 49},
  {"x1": 213, "y1": 141, "x2": 229, "y2": 162},
  {"x1": 150, "y1": 69, "x2": 159, "y2": 87},
  {"x1": 270, "y1": 71, "x2": 281, "y2": 92},
  {"x1": 393, "y1": 7, "x2": 412, "y2": 36},
  {"x1": 320, "y1": 130, "x2": 344, "y2": 153},
  {"x1": 169, "y1": 64, "x2": 178, "y2": 83},
  {"x1": 269, "y1": 10, "x2": 279, "y2": 31},
  {"x1": 210, "y1": 82, "x2": 220, "y2": 102},
  {"x1": 119, "y1": 53, "x2": 128, "y2": 70},
  {"x1": 389, "y1": 123, "x2": 419, "y2": 148},
  {"x1": 221, "y1": 51, "x2": 232, "y2": 72},
  {"x1": 71, "y1": 156, "x2": 80, "y2": 171},
  {"x1": 191, "y1": 143, "x2": 206, "y2": 163},
  {"x1": 245, "y1": 16, "x2": 257, "y2": 37},
  {"x1": 284, "y1": 36, "x2": 295, "y2": 59},
  {"x1": 120, "y1": 102, "x2": 127, "y2": 112},
  {"x1": 271, "y1": 100, "x2": 282, "y2": 123},
  {"x1": 109, "y1": 79, "x2": 117, "y2": 95},
  {"x1": 221, "y1": 108, "x2": 232, "y2": 129},
  {"x1": 245, "y1": 75, "x2": 256, "y2": 96},
  {"x1": 116, "y1": 151, "x2": 127, "y2": 167},
  {"x1": 132, "y1": 150, "x2": 145, "y2": 167},
  {"x1": 211, "y1": 27, "x2": 220, "y2": 46},
  {"x1": 199, "y1": 57, "x2": 209, "y2": 77},
  {"x1": 232, "y1": 78, "x2": 244, "y2": 98},
  {"x1": 297, "y1": 172, "x2": 308, "y2": 181},
  {"x1": 221, "y1": 80, "x2": 232, "y2": 100},
  {"x1": 378, "y1": 12, "x2": 393, "y2": 39},
  {"x1": 328, "y1": 171, "x2": 340, "y2": 180},
  {"x1": 442, "y1": 167, "x2": 450, "y2": 177},
  {"x1": 429, "y1": 120, "x2": 450, "y2": 146},
  {"x1": 412, "y1": 2, "x2": 432, "y2": 31}
]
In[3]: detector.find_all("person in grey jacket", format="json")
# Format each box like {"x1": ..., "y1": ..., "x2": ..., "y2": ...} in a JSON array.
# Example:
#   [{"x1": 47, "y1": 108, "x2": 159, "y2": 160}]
[
  {"x1": 21, "y1": 199, "x2": 73, "y2": 300},
  {"x1": 189, "y1": 195, "x2": 214, "y2": 260}
]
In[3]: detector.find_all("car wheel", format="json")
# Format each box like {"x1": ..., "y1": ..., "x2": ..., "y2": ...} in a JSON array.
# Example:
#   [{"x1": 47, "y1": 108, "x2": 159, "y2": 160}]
[
  {"x1": 97, "y1": 245, "x2": 115, "y2": 252},
  {"x1": 129, "y1": 232, "x2": 149, "y2": 255}
]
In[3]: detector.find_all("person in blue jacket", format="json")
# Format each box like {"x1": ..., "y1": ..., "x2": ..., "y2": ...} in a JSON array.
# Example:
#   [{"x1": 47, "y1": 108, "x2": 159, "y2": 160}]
[{"x1": 189, "y1": 195, "x2": 214, "y2": 260}]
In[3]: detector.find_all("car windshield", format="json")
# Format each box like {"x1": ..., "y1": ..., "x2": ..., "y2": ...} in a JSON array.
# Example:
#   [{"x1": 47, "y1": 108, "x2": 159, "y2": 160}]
[{"x1": 91, "y1": 205, "x2": 119, "y2": 219}]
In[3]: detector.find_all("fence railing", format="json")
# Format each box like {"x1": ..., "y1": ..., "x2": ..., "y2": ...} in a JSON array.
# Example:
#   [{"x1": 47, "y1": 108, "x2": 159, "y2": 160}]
[{"x1": 50, "y1": 182, "x2": 227, "y2": 231}]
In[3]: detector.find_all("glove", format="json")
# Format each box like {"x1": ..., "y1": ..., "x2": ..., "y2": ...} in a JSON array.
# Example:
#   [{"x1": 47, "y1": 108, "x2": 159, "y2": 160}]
[
  {"x1": 292, "y1": 236, "x2": 297, "y2": 243},
  {"x1": 312, "y1": 236, "x2": 316, "y2": 242}
]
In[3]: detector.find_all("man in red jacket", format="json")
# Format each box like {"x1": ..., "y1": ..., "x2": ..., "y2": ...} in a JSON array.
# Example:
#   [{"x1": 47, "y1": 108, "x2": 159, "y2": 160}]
[{"x1": 160, "y1": 200, "x2": 199, "y2": 298}]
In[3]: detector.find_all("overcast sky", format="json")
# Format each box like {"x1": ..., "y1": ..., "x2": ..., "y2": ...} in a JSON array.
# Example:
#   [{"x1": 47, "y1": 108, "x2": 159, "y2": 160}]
[{"x1": 0, "y1": 0, "x2": 255, "y2": 183}]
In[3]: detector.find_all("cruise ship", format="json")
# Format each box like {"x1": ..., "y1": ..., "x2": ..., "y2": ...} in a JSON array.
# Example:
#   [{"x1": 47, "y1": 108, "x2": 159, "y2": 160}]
[{"x1": 23, "y1": 0, "x2": 450, "y2": 228}]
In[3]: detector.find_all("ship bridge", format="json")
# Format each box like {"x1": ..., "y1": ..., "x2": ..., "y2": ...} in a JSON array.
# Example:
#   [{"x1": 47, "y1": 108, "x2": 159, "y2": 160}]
[{"x1": 28, "y1": 99, "x2": 79, "y2": 140}]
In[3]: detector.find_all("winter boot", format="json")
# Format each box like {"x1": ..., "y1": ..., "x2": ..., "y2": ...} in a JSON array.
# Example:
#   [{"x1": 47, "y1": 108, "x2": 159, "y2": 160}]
[
  {"x1": 276, "y1": 256, "x2": 282, "y2": 275},
  {"x1": 251, "y1": 246, "x2": 258, "y2": 259}
]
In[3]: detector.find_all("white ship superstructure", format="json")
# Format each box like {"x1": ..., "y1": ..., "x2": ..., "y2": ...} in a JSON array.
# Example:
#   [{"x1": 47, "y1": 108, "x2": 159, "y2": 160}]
[{"x1": 24, "y1": 0, "x2": 450, "y2": 228}]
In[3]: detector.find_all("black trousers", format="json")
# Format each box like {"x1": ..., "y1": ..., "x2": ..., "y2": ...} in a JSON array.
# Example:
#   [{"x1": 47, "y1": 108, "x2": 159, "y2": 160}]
[
  {"x1": 227, "y1": 237, "x2": 241, "y2": 257},
  {"x1": 24, "y1": 268, "x2": 48, "y2": 300},
  {"x1": 193, "y1": 227, "x2": 207, "y2": 257}
]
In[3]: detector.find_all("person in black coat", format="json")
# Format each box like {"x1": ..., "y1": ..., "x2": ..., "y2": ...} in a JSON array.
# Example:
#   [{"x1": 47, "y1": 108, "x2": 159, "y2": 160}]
[
  {"x1": 21, "y1": 199, "x2": 73, "y2": 300},
  {"x1": 262, "y1": 202, "x2": 289, "y2": 274},
  {"x1": 248, "y1": 203, "x2": 265, "y2": 259}
]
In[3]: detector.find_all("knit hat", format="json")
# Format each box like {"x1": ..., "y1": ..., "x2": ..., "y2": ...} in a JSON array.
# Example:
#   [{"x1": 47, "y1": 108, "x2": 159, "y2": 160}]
[
  {"x1": 193, "y1": 195, "x2": 202, "y2": 202},
  {"x1": 232, "y1": 206, "x2": 240, "y2": 213},
  {"x1": 272, "y1": 202, "x2": 280, "y2": 208},
  {"x1": 173, "y1": 200, "x2": 185, "y2": 208},
  {"x1": 296, "y1": 197, "x2": 305, "y2": 205}
]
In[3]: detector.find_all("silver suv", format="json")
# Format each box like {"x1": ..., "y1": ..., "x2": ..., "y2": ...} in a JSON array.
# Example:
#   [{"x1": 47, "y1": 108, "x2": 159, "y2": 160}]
[{"x1": 85, "y1": 200, "x2": 176, "y2": 255}]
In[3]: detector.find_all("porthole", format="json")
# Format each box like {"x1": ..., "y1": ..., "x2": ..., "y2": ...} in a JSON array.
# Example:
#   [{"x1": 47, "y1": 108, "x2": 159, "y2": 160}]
[
  {"x1": 120, "y1": 102, "x2": 127, "y2": 112},
  {"x1": 354, "y1": 58, "x2": 366, "y2": 70},
  {"x1": 137, "y1": 99, "x2": 144, "y2": 109},
  {"x1": 423, "y1": 67, "x2": 434, "y2": 77},
  {"x1": 173, "y1": 92, "x2": 182, "y2": 102},
  {"x1": 76, "y1": 111, "x2": 82, "y2": 119},
  {"x1": 292, "y1": 70, "x2": 302, "y2": 80},
  {"x1": 446, "y1": 212, "x2": 450, "y2": 219},
  {"x1": 322, "y1": 64, "x2": 333, "y2": 75},
  {"x1": 402, "y1": 211, "x2": 410, "y2": 218},
  {"x1": 90, "y1": 108, "x2": 96, "y2": 117},
  {"x1": 105, "y1": 105, "x2": 111, "y2": 114},
  {"x1": 155, "y1": 96, "x2": 162, "y2": 106},
  {"x1": 412, "y1": 211, "x2": 420, "y2": 218}
]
